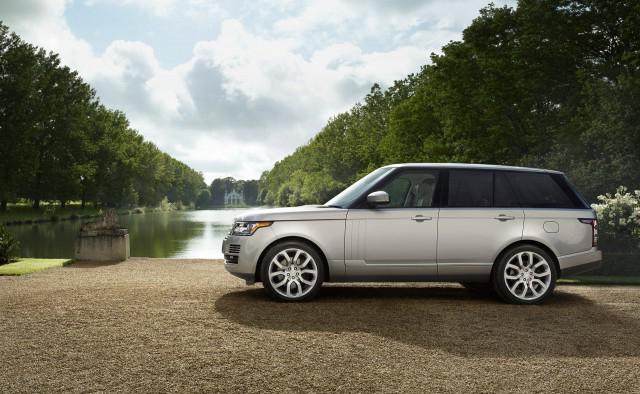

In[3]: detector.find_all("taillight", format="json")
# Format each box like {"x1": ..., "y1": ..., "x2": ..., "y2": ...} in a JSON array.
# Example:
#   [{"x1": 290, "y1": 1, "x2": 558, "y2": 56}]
[{"x1": 578, "y1": 218, "x2": 598, "y2": 247}]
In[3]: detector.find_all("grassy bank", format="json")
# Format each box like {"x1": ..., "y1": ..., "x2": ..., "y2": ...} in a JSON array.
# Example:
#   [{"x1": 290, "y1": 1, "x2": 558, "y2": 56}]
[
  {"x1": 0, "y1": 258, "x2": 74, "y2": 276},
  {"x1": 0, "y1": 203, "x2": 185, "y2": 226},
  {"x1": 1, "y1": 204, "x2": 109, "y2": 225}
]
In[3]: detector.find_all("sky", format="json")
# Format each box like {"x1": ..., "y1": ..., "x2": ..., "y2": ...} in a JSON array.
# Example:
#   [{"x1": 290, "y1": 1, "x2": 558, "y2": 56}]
[{"x1": 0, "y1": 0, "x2": 515, "y2": 183}]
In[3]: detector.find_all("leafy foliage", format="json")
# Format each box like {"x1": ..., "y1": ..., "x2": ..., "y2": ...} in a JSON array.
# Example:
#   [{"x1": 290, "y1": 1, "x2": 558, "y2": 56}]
[
  {"x1": 0, "y1": 23, "x2": 205, "y2": 211},
  {"x1": 259, "y1": 1, "x2": 640, "y2": 206},
  {"x1": 0, "y1": 224, "x2": 19, "y2": 264}
]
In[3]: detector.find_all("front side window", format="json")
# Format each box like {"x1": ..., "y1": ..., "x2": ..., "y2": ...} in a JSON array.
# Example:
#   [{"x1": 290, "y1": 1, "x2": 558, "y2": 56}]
[
  {"x1": 325, "y1": 167, "x2": 393, "y2": 208},
  {"x1": 380, "y1": 170, "x2": 439, "y2": 208},
  {"x1": 448, "y1": 170, "x2": 492, "y2": 207}
]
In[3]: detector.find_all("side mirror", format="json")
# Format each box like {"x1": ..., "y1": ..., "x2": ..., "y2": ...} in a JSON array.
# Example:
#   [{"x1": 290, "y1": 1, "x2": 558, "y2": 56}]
[{"x1": 367, "y1": 191, "x2": 390, "y2": 206}]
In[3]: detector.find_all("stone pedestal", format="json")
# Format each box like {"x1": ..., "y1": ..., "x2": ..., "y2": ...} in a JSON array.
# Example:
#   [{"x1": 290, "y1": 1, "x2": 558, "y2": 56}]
[{"x1": 75, "y1": 228, "x2": 130, "y2": 262}]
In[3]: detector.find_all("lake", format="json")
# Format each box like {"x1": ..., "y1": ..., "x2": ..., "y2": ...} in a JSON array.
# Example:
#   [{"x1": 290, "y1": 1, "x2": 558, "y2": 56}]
[{"x1": 7, "y1": 208, "x2": 255, "y2": 259}]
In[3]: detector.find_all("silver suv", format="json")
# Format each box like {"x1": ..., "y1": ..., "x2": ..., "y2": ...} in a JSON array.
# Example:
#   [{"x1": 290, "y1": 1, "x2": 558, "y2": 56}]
[{"x1": 222, "y1": 164, "x2": 601, "y2": 304}]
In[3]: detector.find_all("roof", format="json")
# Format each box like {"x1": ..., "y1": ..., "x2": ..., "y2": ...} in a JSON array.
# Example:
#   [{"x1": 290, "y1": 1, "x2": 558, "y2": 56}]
[{"x1": 381, "y1": 163, "x2": 563, "y2": 174}]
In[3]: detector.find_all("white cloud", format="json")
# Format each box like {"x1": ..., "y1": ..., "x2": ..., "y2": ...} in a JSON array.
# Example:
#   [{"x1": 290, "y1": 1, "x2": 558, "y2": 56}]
[
  {"x1": 0, "y1": 0, "x2": 516, "y2": 182},
  {"x1": 83, "y1": 0, "x2": 223, "y2": 18},
  {"x1": 0, "y1": 0, "x2": 100, "y2": 78},
  {"x1": 275, "y1": 0, "x2": 479, "y2": 37}
]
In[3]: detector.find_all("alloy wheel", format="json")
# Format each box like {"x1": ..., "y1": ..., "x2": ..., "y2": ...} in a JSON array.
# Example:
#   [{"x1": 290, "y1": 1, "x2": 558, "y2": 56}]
[
  {"x1": 267, "y1": 248, "x2": 318, "y2": 299},
  {"x1": 503, "y1": 251, "x2": 552, "y2": 301}
]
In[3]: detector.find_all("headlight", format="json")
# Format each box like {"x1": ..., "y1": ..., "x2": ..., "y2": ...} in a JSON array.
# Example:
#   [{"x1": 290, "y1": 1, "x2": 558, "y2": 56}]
[{"x1": 230, "y1": 221, "x2": 273, "y2": 236}]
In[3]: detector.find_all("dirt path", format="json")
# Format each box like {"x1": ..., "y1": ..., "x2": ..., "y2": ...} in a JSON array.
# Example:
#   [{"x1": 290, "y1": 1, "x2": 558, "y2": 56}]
[{"x1": 1, "y1": 258, "x2": 640, "y2": 393}]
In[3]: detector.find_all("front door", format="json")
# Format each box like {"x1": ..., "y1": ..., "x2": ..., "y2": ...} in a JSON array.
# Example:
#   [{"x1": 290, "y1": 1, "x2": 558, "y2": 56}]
[{"x1": 345, "y1": 169, "x2": 440, "y2": 280}]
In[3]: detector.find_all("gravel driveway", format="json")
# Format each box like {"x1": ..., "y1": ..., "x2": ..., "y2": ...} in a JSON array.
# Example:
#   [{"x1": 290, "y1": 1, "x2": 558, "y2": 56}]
[{"x1": 1, "y1": 258, "x2": 640, "y2": 393}]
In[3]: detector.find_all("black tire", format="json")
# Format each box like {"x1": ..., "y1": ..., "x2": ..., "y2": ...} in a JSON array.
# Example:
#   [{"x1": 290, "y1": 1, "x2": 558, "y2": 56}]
[
  {"x1": 492, "y1": 244, "x2": 557, "y2": 305},
  {"x1": 260, "y1": 240, "x2": 325, "y2": 302},
  {"x1": 460, "y1": 282, "x2": 494, "y2": 295}
]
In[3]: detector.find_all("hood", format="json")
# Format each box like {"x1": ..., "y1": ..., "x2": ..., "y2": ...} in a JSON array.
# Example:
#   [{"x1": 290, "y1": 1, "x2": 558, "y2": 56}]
[{"x1": 235, "y1": 205, "x2": 347, "y2": 222}]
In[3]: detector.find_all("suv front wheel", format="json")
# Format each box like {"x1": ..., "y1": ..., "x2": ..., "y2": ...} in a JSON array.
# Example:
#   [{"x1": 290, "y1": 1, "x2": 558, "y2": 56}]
[
  {"x1": 493, "y1": 245, "x2": 557, "y2": 305},
  {"x1": 261, "y1": 241, "x2": 324, "y2": 302}
]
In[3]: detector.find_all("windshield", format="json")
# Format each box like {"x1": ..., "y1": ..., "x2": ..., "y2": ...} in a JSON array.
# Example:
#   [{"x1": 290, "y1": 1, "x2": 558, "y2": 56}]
[{"x1": 324, "y1": 167, "x2": 393, "y2": 208}]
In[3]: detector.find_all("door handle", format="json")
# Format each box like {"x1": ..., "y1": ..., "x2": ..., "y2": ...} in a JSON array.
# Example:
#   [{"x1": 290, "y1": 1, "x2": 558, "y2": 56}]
[
  {"x1": 411, "y1": 215, "x2": 432, "y2": 222},
  {"x1": 494, "y1": 214, "x2": 515, "y2": 221}
]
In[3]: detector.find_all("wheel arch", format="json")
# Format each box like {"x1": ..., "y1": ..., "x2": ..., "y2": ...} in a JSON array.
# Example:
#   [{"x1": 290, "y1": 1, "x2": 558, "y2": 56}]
[
  {"x1": 254, "y1": 236, "x2": 330, "y2": 283},
  {"x1": 491, "y1": 239, "x2": 561, "y2": 279}
]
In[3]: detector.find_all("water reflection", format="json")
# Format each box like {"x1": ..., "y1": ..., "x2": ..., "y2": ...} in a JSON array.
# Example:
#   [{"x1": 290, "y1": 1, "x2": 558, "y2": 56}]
[{"x1": 7, "y1": 208, "x2": 254, "y2": 259}]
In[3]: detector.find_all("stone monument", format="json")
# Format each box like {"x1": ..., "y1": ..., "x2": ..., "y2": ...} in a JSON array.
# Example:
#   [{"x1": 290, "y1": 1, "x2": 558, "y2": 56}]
[{"x1": 74, "y1": 209, "x2": 130, "y2": 262}]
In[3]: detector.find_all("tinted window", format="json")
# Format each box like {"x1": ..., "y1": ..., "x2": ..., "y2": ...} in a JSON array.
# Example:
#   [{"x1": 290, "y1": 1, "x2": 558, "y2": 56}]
[
  {"x1": 381, "y1": 170, "x2": 439, "y2": 208},
  {"x1": 506, "y1": 172, "x2": 574, "y2": 208},
  {"x1": 550, "y1": 173, "x2": 589, "y2": 208},
  {"x1": 325, "y1": 167, "x2": 393, "y2": 208},
  {"x1": 494, "y1": 171, "x2": 519, "y2": 207},
  {"x1": 448, "y1": 170, "x2": 492, "y2": 207}
]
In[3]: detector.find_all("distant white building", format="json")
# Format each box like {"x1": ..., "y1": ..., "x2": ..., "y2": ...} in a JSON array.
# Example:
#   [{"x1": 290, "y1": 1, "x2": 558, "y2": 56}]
[{"x1": 224, "y1": 190, "x2": 244, "y2": 206}]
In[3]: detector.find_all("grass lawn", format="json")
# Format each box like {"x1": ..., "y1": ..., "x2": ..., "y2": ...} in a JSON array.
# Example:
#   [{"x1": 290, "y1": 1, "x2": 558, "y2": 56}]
[
  {"x1": 0, "y1": 258, "x2": 74, "y2": 276},
  {"x1": 560, "y1": 275, "x2": 640, "y2": 285}
]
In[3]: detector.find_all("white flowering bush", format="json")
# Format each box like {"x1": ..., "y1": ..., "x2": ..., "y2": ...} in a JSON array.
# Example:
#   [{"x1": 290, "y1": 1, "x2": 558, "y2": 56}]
[{"x1": 591, "y1": 186, "x2": 640, "y2": 248}]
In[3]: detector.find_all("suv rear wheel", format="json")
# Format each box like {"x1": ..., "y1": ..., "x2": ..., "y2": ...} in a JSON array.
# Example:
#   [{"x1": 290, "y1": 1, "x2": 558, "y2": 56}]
[{"x1": 493, "y1": 245, "x2": 557, "y2": 305}]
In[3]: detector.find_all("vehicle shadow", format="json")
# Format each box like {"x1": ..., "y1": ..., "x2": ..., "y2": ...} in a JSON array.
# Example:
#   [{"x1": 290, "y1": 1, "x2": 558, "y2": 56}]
[{"x1": 215, "y1": 285, "x2": 640, "y2": 358}]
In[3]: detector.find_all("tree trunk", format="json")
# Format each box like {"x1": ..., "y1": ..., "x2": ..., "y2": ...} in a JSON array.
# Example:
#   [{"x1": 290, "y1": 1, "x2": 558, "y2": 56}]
[
  {"x1": 32, "y1": 169, "x2": 42, "y2": 210},
  {"x1": 0, "y1": 200, "x2": 7, "y2": 212},
  {"x1": 60, "y1": 200, "x2": 66, "y2": 208}
]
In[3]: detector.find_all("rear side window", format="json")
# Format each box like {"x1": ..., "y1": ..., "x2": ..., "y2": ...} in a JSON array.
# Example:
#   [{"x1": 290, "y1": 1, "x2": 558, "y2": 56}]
[
  {"x1": 505, "y1": 172, "x2": 575, "y2": 208},
  {"x1": 448, "y1": 170, "x2": 492, "y2": 207},
  {"x1": 494, "y1": 172, "x2": 519, "y2": 207}
]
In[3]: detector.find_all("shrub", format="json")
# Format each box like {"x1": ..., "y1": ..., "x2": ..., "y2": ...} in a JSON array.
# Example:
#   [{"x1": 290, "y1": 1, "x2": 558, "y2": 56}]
[
  {"x1": 591, "y1": 186, "x2": 640, "y2": 249},
  {"x1": 0, "y1": 224, "x2": 19, "y2": 264},
  {"x1": 159, "y1": 197, "x2": 176, "y2": 212}
]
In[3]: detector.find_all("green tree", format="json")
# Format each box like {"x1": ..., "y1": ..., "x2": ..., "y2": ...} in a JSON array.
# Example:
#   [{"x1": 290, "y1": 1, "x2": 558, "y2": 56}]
[
  {"x1": 0, "y1": 22, "x2": 206, "y2": 210},
  {"x1": 258, "y1": 1, "x2": 640, "y2": 206}
]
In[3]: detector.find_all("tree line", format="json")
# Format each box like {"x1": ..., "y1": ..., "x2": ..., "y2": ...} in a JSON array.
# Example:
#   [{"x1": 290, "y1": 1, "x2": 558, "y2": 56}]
[
  {"x1": 259, "y1": 0, "x2": 640, "y2": 206},
  {"x1": 0, "y1": 22, "x2": 206, "y2": 211}
]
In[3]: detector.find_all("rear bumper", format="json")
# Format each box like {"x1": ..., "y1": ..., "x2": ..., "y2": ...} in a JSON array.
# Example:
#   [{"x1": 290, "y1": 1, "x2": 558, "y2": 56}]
[{"x1": 558, "y1": 247, "x2": 602, "y2": 277}]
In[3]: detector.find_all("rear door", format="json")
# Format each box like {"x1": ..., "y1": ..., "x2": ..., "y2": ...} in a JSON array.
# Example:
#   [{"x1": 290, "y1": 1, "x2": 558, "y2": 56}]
[
  {"x1": 345, "y1": 169, "x2": 440, "y2": 280},
  {"x1": 436, "y1": 170, "x2": 524, "y2": 280},
  {"x1": 506, "y1": 171, "x2": 594, "y2": 256}
]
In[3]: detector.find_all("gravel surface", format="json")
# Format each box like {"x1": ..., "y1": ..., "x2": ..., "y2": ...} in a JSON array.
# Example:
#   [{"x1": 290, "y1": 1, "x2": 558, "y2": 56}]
[{"x1": 1, "y1": 258, "x2": 640, "y2": 393}]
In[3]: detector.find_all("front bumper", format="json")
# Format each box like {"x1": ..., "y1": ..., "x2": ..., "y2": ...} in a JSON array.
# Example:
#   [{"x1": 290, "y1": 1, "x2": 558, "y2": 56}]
[
  {"x1": 221, "y1": 226, "x2": 276, "y2": 284},
  {"x1": 558, "y1": 247, "x2": 602, "y2": 276}
]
